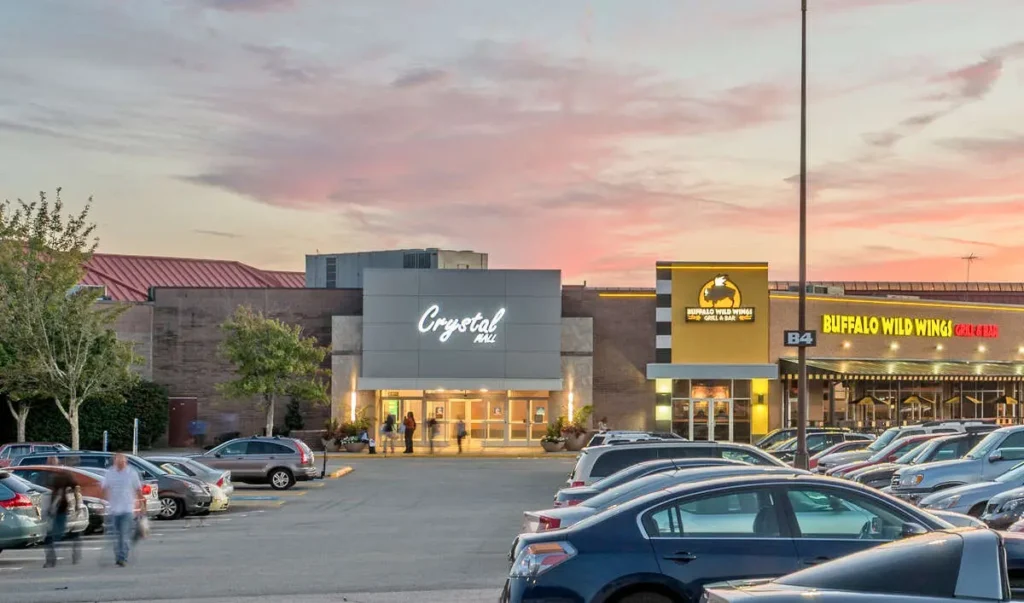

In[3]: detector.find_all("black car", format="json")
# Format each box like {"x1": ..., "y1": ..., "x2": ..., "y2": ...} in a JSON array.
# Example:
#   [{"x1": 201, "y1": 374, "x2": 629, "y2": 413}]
[
  {"x1": 15, "y1": 451, "x2": 213, "y2": 520},
  {"x1": 770, "y1": 433, "x2": 873, "y2": 464},
  {"x1": 755, "y1": 427, "x2": 849, "y2": 450},
  {"x1": 848, "y1": 432, "x2": 989, "y2": 489},
  {"x1": 553, "y1": 458, "x2": 745, "y2": 508},
  {"x1": 503, "y1": 474, "x2": 951, "y2": 603}
]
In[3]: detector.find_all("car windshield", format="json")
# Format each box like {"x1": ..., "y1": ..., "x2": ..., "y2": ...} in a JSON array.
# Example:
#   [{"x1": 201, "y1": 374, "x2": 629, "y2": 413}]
[
  {"x1": 590, "y1": 462, "x2": 672, "y2": 491},
  {"x1": 965, "y1": 431, "x2": 1003, "y2": 460},
  {"x1": 996, "y1": 462, "x2": 1024, "y2": 484},
  {"x1": 868, "y1": 428, "x2": 900, "y2": 452},
  {"x1": 160, "y1": 463, "x2": 189, "y2": 476},
  {"x1": 869, "y1": 438, "x2": 919, "y2": 462},
  {"x1": 770, "y1": 437, "x2": 798, "y2": 452},
  {"x1": 895, "y1": 441, "x2": 932, "y2": 464},
  {"x1": 131, "y1": 456, "x2": 168, "y2": 476}
]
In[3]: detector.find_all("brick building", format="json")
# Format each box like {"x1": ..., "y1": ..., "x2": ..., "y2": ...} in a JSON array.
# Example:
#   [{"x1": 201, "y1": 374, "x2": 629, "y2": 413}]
[{"x1": 64, "y1": 253, "x2": 1024, "y2": 449}]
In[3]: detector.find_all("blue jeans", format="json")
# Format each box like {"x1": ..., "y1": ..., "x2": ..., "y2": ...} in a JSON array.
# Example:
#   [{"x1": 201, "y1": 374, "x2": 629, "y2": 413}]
[
  {"x1": 109, "y1": 513, "x2": 134, "y2": 564},
  {"x1": 44, "y1": 514, "x2": 67, "y2": 566}
]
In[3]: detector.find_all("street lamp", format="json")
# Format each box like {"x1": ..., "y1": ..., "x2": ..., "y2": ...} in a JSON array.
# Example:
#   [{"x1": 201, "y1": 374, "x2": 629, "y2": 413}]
[{"x1": 794, "y1": 0, "x2": 811, "y2": 470}]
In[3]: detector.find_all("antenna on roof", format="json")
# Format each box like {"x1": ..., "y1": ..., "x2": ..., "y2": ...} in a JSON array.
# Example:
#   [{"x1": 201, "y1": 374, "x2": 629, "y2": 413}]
[{"x1": 961, "y1": 253, "x2": 980, "y2": 302}]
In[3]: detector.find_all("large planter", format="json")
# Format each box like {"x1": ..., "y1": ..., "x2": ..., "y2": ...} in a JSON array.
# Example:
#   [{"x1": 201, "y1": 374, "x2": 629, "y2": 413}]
[
  {"x1": 541, "y1": 440, "x2": 565, "y2": 453},
  {"x1": 563, "y1": 432, "x2": 590, "y2": 451},
  {"x1": 343, "y1": 442, "x2": 367, "y2": 453}
]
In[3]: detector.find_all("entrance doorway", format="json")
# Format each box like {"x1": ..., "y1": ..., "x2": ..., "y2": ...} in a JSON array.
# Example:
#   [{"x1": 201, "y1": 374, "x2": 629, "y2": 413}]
[
  {"x1": 508, "y1": 398, "x2": 549, "y2": 443},
  {"x1": 674, "y1": 399, "x2": 735, "y2": 441}
]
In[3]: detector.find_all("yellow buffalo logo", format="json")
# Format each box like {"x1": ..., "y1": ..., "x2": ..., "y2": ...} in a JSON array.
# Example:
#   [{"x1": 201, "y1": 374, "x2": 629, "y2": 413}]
[{"x1": 698, "y1": 275, "x2": 742, "y2": 308}]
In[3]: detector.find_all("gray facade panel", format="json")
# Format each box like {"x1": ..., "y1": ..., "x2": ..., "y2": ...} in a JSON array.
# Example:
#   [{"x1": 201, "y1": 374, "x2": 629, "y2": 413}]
[{"x1": 361, "y1": 269, "x2": 562, "y2": 383}]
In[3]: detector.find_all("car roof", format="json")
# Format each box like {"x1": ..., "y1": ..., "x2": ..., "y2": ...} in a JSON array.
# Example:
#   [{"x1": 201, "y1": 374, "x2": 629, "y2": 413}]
[
  {"x1": 12, "y1": 465, "x2": 102, "y2": 478},
  {"x1": 586, "y1": 441, "x2": 757, "y2": 453}
]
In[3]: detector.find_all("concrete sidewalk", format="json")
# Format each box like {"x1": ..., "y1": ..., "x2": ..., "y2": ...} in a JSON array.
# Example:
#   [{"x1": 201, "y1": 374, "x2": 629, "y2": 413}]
[{"x1": 147, "y1": 447, "x2": 578, "y2": 459}]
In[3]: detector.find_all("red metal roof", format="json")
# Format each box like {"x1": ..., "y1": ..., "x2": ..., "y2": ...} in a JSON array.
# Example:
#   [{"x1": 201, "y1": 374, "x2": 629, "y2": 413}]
[{"x1": 82, "y1": 254, "x2": 305, "y2": 301}]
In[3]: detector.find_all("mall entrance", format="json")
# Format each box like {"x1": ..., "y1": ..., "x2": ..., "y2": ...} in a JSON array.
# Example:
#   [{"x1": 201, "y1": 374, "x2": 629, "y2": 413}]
[{"x1": 378, "y1": 390, "x2": 552, "y2": 449}]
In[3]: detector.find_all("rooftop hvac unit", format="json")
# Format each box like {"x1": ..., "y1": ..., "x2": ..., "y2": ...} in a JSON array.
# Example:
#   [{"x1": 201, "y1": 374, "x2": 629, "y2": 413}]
[{"x1": 787, "y1": 284, "x2": 845, "y2": 296}]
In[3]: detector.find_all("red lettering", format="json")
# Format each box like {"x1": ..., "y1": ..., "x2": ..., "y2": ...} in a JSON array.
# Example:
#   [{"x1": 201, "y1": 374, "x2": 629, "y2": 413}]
[{"x1": 953, "y1": 323, "x2": 999, "y2": 338}]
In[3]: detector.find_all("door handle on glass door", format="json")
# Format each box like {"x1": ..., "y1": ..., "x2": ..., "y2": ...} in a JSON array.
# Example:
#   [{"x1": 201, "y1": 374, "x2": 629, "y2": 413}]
[{"x1": 663, "y1": 552, "x2": 697, "y2": 563}]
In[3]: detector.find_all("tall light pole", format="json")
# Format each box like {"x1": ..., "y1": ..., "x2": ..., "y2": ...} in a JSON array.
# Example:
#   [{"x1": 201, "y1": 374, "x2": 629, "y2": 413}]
[
  {"x1": 961, "y1": 253, "x2": 980, "y2": 302},
  {"x1": 794, "y1": 0, "x2": 810, "y2": 470}
]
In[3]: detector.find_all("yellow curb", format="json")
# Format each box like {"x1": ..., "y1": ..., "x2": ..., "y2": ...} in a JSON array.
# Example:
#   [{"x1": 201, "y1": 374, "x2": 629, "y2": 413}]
[{"x1": 329, "y1": 466, "x2": 354, "y2": 479}]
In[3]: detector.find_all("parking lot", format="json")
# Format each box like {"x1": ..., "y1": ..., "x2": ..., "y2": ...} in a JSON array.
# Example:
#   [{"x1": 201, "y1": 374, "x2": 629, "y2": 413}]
[{"x1": 1, "y1": 456, "x2": 574, "y2": 603}]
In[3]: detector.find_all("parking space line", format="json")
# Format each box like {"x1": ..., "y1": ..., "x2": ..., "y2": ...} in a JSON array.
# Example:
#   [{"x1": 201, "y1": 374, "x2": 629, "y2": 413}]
[{"x1": 0, "y1": 567, "x2": 23, "y2": 572}]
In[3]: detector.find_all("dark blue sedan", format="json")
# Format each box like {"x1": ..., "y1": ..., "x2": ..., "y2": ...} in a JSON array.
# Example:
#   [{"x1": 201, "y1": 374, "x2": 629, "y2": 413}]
[{"x1": 502, "y1": 474, "x2": 953, "y2": 603}]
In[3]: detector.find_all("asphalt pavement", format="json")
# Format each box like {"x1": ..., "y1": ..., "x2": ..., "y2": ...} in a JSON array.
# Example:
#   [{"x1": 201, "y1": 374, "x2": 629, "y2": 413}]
[{"x1": 0, "y1": 456, "x2": 574, "y2": 602}]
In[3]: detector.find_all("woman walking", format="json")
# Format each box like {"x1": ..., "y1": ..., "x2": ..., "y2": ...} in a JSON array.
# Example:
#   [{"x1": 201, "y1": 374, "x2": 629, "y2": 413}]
[{"x1": 403, "y1": 411, "x2": 417, "y2": 454}]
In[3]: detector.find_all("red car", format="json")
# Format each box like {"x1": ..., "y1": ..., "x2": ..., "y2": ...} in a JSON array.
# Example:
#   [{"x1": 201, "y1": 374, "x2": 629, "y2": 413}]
[
  {"x1": 809, "y1": 440, "x2": 871, "y2": 469},
  {"x1": 825, "y1": 433, "x2": 937, "y2": 478},
  {"x1": 0, "y1": 442, "x2": 70, "y2": 467}
]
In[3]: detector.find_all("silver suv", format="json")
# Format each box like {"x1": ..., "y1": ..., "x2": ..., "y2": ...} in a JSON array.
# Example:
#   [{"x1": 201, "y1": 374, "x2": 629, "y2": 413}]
[{"x1": 193, "y1": 436, "x2": 318, "y2": 490}]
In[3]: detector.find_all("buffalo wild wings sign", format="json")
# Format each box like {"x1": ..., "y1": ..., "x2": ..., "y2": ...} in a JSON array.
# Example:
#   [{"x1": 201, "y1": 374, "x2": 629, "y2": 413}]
[{"x1": 685, "y1": 274, "x2": 755, "y2": 323}]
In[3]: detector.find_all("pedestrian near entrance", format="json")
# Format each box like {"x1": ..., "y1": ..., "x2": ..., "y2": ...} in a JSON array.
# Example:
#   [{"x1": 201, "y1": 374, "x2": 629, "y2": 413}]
[
  {"x1": 382, "y1": 413, "x2": 397, "y2": 454},
  {"x1": 43, "y1": 458, "x2": 82, "y2": 567},
  {"x1": 403, "y1": 412, "x2": 416, "y2": 454},
  {"x1": 427, "y1": 417, "x2": 438, "y2": 454},
  {"x1": 598, "y1": 417, "x2": 609, "y2": 432},
  {"x1": 456, "y1": 417, "x2": 467, "y2": 453},
  {"x1": 101, "y1": 453, "x2": 145, "y2": 567}
]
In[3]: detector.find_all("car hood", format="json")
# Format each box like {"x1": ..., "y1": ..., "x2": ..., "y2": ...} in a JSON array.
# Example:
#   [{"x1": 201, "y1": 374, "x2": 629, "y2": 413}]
[
  {"x1": 989, "y1": 485, "x2": 1024, "y2": 506},
  {"x1": 819, "y1": 450, "x2": 872, "y2": 465},
  {"x1": 704, "y1": 581, "x2": 815, "y2": 601},
  {"x1": 920, "y1": 480, "x2": 1000, "y2": 506},
  {"x1": 851, "y1": 462, "x2": 902, "y2": 476},
  {"x1": 929, "y1": 509, "x2": 985, "y2": 528},
  {"x1": 896, "y1": 458, "x2": 974, "y2": 477}
]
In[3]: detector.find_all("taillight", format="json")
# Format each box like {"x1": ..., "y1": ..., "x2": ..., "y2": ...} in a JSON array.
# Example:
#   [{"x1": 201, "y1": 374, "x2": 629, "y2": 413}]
[
  {"x1": 510, "y1": 542, "x2": 577, "y2": 579},
  {"x1": 142, "y1": 484, "x2": 152, "y2": 496},
  {"x1": 217, "y1": 477, "x2": 225, "y2": 488},
  {"x1": 566, "y1": 500, "x2": 580, "y2": 507},
  {"x1": 538, "y1": 516, "x2": 561, "y2": 531},
  {"x1": 570, "y1": 481, "x2": 584, "y2": 488},
  {"x1": 299, "y1": 447, "x2": 308, "y2": 465},
  {"x1": 0, "y1": 493, "x2": 33, "y2": 509}
]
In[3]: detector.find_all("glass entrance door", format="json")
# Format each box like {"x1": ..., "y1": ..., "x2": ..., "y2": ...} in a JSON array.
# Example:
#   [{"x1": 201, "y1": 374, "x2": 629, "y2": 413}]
[{"x1": 674, "y1": 399, "x2": 734, "y2": 441}]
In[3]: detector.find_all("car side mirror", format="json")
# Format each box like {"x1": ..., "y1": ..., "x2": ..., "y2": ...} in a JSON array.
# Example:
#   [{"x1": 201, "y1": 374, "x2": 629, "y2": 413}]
[
  {"x1": 901, "y1": 522, "x2": 928, "y2": 539},
  {"x1": 214, "y1": 453, "x2": 221, "y2": 458},
  {"x1": 989, "y1": 451, "x2": 1003, "y2": 462}
]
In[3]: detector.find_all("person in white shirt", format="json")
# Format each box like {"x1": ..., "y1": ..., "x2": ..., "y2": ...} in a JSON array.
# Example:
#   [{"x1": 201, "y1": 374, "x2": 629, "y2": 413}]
[{"x1": 100, "y1": 453, "x2": 144, "y2": 566}]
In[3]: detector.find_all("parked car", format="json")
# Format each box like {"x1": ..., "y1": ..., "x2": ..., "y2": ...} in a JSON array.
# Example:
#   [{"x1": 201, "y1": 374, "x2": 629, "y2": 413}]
[
  {"x1": 503, "y1": 474, "x2": 952, "y2": 603},
  {"x1": 0, "y1": 470, "x2": 47, "y2": 554},
  {"x1": 703, "y1": 528, "x2": 1024, "y2": 603},
  {"x1": 147, "y1": 455, "x2": 233, "y2": 512},
  {"x1": 9, "y1": 465, "x2": 111, "y2": 534},
  {"x1": 891, "y1": 425, "x2": 1024, "y2": 504},
  {"x1": 826, "y1": 434, "x2": 938, "y2": 478},
  {"x1": 754, "y1": 427, "x2": 851, "y2": 450},
  {"x1": 980, "y1": 485, "x2": 1024, "y2": 529},
  {"x1": 525, "y1": 465, "x2": 809, "y2": 534},
  {"x1": 0, "y1": 442, "x2": 70, "y2": 468},
  {"x1": 847, "y1": 432, "x2": 990, "y2": 489},
  {"x1": 587, "y1": 431, "x2": 684, "y2": 447},
  {"x1": 14, "y1": 451, "x2": 208, "y2": 520},
  {"x1": 192, "y1": 436, "x2": 318, "y2": 490},
  {"x1": 769, "y1": 433, "x2": 874, "y2": 464},
  {"x1": 918, "y1": 460, "x2": 1024, "y2": 517},
  {"x1": 809, "y1": 440, "x2": 872, "y2": 470},
  {"x1": 6, "y1": 468, "x2": 90, "y2": 536},
  {"x1": 553, "y1": 458, "x2": 745, "y2": 507},
  {"x1": 566, "y1": 441, "x2": 787, "y2": 488}
]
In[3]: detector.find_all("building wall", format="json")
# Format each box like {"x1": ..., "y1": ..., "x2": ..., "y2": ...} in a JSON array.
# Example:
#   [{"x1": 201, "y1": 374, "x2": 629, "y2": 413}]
[
  {"x1": 150, "y1": 288, "x2": 361, "y2": 438},
  {"x1": 110, "y1": 301, "x2": 154, "y2": 380},
  {"x1": 563, "y1": 288, "x2": 657, "y2": 431}
]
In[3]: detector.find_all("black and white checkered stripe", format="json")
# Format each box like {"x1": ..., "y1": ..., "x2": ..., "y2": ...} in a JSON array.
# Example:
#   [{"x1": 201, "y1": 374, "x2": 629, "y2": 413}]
[{"x1": 655, "y1": 265, "x2": 672, "y2": 363}]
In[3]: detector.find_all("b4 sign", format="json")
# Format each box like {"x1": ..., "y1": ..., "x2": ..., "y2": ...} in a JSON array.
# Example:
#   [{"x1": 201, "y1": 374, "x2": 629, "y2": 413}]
[{"x1": 784, "y1": 330, "x2": 817, "y2": 347}]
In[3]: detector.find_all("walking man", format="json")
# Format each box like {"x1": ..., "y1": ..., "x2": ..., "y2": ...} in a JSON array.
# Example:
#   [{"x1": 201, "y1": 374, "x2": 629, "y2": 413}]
[
  {"x1": 101, "y1": 453, "x2": 145, "y2": 567},
  {"x1": 43, "y1": 458, "x2": 82, "y2": 567},
  {"x1": 456, "y1": 416, "x2": 467, "y2": 453}
]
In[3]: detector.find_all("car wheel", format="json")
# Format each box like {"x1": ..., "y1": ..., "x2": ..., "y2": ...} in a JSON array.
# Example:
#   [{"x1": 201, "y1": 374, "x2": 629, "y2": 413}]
[
  {"x1": 159, "y1": 496, "x2": 184, "y2": 520},
  {"x1": 615, "y1": 592, "x2": 677, "y2": 603},
  {"x1": 969, "y1": 502, "x2": 987, "y2": 517},
  {"x1": 269, "y1": 468, "x2": 295, "y2": 490}
]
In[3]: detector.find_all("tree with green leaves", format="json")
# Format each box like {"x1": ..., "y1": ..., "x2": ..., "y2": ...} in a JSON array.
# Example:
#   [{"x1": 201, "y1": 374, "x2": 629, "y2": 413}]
[
  {"x1": 218, "y1": 305, "x2": 329, "y2": 437},
  {"x1": 0, "y1": 189, "x2": 139, "y2": 448}
]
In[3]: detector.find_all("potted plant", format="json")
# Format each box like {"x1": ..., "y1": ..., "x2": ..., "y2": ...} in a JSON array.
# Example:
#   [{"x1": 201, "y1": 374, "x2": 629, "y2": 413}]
[
  {"x1": 561, "y1": 405, "x2": 593, "y2": 451},
  {"x1": 336, "y1": 417, "x2": 372, "y2": 452},
  {"x1": 540, "y1": 417, "x2": 566, "y2": 452},
  {"x1": 321, "y1": 419, "x2": 341, "y2": 452}
]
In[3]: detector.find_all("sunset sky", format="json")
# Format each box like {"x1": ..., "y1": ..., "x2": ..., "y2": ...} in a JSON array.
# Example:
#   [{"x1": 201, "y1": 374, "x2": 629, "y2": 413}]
[{"x1": 1, "y1": 0, "x2": 1022, "y2": 286}]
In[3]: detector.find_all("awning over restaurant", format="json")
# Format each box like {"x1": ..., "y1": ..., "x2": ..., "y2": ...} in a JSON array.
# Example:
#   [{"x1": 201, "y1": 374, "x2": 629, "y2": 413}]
[{"x1": 778, "y1": 359, "x2": 1024, "y2": 381}]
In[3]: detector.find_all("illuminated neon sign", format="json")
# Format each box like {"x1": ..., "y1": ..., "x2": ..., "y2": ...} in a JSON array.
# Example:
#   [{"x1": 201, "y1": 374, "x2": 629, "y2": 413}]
[
  {"x1": 822, "y1": 314, "x2": 998, "y2": 339},
  {"x1": 417, "y1": 305, "x2": 506, "y2": 344}
]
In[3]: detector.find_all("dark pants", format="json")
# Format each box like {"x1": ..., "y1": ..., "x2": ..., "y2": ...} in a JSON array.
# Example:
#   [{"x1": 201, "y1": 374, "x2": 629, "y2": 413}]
[
  {"x1": 44, "y1": 513, "x2": 80, "y2": 566},
  {"x1": 404, "y1": 429, "x2": 414, "y2": 453},
  {"x1": 457, "y1": 434, "x2": 465, "y2": 453}
]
